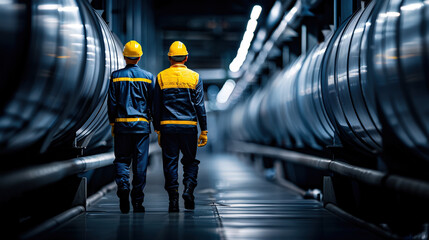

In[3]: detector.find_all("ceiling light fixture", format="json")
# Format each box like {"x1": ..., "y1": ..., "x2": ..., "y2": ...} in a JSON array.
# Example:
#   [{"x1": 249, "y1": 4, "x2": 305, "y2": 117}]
[{"x1": 229, "y1": 5, "x2": 262, "y2": 73}]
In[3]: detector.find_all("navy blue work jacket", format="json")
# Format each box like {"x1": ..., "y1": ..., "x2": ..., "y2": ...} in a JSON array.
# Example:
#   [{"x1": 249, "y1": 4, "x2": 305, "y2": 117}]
[
  {"x1": 153, "y1": 64, "x2": 207, "y2": 133},
  {"x1": 107, "y1": 64, "x2": 155, "y2": 134}
]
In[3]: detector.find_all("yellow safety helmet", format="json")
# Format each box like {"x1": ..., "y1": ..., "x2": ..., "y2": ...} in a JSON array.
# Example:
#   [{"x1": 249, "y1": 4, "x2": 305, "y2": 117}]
[
  {"x1": 123, "y1": 40, "x2": 143, "y2": 58},
  {"x1": 168, "y1": 41, "x2": 188, "y2": 56}
]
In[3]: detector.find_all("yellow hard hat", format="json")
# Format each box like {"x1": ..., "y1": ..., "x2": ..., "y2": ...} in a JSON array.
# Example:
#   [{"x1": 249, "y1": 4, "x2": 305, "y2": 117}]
[
  {"x1": 123, "y1": 40, "x2": 143, "y2": 58},
  {"x1": 168, "y1": 41, "x2": 188, "y2": 56}
]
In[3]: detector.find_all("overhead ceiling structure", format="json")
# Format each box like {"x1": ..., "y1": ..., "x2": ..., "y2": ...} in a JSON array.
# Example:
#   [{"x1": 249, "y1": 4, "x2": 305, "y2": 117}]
[{"x1": 153, "y1": 0, "x2": 276, "y2": 85}]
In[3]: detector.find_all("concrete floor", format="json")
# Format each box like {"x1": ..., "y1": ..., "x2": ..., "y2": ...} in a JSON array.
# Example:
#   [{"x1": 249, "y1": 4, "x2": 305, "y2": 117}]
[{"x1": 37, "y1": 153, "x2": 384, "y2": 240}]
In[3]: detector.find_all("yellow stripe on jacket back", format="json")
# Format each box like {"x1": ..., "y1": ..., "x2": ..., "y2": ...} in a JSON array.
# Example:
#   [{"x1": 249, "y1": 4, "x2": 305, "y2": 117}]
[
  {"x1": 116, "y1": 117, "x2": 148, "y2": 122},
  {"x1": 113, "y1": 77, "x2": 152, "y2": 83},
  {"x1": 160, "y1": 120, "x2": 197, "y2": 125}
]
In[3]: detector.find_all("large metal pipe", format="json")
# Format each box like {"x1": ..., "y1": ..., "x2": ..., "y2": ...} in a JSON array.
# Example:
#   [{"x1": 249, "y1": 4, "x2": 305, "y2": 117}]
[
  {"x1": 369, "y1": 0, "x2": 429, "y2": 162},
  {"x1": 322, "y1": 0, "x2": 381, "y2": 153},
  {"x1": 0, "y1": 0, "x2": 124, "y2": 155}
]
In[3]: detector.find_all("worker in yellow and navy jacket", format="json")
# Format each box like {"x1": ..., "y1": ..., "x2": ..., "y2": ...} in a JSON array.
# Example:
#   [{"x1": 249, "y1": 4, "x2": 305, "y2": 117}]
[
  {"x1": 107, "y1": 40, "x2": 155, "y2": 214},
  {"x1": 153, "y1": 41, "x2": 208, "y2": 212}
]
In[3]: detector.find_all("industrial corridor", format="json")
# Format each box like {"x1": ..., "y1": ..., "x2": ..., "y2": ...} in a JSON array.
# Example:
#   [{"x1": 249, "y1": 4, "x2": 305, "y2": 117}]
[{"x1": 1, "y1": 0, "x2": 429, "y2": 239}]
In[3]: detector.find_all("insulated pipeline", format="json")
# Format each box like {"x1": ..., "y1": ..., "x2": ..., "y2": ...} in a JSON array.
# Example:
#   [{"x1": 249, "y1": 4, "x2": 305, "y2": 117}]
[
  {"x1": 0, "y1": 0, "x2": 125, "y2": 155},
  {"x1": 224, "y1": 0, "x2": 429, "y2": 172},
  {"x1": 321, "y1": 0, "x2": 382, "y2": 153},
  {"x1": 368, "y1": 0, "x2": 429, "y2": 162}
]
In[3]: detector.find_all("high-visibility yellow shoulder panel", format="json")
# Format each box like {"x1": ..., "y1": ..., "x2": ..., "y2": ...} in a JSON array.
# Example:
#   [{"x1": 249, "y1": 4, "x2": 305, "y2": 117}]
[
  {"x1": 113, "y1": 77, "x2": 152, "y2": 83},
  {"x1": 157, "y1": 68, "x2": 199, "y2": 90}
]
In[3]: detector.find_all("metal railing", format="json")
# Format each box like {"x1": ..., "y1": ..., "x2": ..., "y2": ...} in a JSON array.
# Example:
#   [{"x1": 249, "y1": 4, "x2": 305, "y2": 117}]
[
  {"x1": 0, "y1": 143, "x2": 160, "y2": 204},
  {"x1": 229, "y1": 141, "x2": 429, "y2": 200}
]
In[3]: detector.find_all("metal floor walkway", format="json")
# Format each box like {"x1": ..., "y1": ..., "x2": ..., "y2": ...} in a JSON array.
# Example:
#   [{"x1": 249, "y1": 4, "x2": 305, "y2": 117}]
[{"x1": 36, "y1": 153, "x2": 384, "y2": 240}]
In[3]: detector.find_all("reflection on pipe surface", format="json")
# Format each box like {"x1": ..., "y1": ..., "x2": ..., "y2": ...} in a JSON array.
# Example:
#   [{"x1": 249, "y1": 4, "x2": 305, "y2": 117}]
[
  {"x1": 322, "y1": 0, "x2": 381, "y2": 153},
  {"x1": 0, "y1": 0, "x2": 124, "y2": 155},
  {"x1": 369, "y1": 0, "x2": 429, "y2": 162}
]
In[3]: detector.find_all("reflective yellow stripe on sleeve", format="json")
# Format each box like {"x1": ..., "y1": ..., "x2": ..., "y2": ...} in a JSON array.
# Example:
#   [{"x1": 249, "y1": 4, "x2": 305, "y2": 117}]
[
  {"x1": 115, "y1": 118, "x2": 148, "y2": 122},
  {"x1": 160, "y1": 120, "x2": 197, "y2": 126},
  {"x1": 113, "y1": 77, "x2": 152, "y2": 83}
]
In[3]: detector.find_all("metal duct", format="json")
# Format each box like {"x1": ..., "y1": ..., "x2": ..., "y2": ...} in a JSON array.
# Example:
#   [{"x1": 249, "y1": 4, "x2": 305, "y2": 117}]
[
  {"x1": 369, "y1": 0, "x2": 429, "y2": 161},
  {"x1": 0, "y1": 0, "x2": 125, "y2": 155}
]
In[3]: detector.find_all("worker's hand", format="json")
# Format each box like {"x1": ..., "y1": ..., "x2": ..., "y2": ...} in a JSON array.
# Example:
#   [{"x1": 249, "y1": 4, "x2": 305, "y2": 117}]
[
  {"x1": 198, "y1": 130, "x2": 208, "y2": 147},
  {"x1": 110, "y1": 123, "x2": 115, "y2": 137},
  {"x1": 155, "y1": 130, "x2": 161, "y2": 147}
]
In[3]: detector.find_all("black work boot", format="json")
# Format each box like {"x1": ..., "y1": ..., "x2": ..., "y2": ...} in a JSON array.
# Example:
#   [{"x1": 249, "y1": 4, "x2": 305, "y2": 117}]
[
  {"x1": 182, "y1": 183, "x2": 196, "y2": 210},
  {"x1": 118, "y1": 189, "x2": 130, "y2": 214},
  {"x1": 168, "y1": 189, "x2": 179, "y2": 212},
  {"x1": 133, "y1": 202, "x2": 145, "y2": 213}
]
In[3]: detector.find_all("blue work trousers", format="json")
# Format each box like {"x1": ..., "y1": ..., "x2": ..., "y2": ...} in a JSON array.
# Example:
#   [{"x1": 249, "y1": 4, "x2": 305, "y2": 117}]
[
  {"x1": 161, "y1": 132, "x2": 200, "y2": 191},
  {"x1": 114, "y1": 133, "x2": 149, "y2": 204}
]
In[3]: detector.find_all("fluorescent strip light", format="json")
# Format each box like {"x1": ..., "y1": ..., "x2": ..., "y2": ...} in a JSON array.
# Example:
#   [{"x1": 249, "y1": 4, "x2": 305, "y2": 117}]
[
  {"x1": 229, "y1": 5, "x2": 262, "y2": 73},
  {"x1": 250, "y1": 5, "x2": 262, "y2": 20},
  {"x1": 246, "y1": 19, "x2": 258, "y2": 32}
]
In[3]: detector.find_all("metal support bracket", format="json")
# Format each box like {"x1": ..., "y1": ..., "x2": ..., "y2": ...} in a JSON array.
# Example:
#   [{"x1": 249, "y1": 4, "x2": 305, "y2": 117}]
[
  {"x1": 323, "y1": 176, "x2": 337, "y2": 205},
  {"x1": 72, "y1": 177, "x2": 87, "y2": 210}
]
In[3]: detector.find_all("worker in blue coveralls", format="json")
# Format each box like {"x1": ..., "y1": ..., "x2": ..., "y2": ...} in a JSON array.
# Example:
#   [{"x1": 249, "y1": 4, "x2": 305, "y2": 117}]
[
  {"x1": 107, "y1": 40, "x2": 155, "y2": 214},
  {"x1": 153, "y1": 41, "x2": 208, "y2": 212}
]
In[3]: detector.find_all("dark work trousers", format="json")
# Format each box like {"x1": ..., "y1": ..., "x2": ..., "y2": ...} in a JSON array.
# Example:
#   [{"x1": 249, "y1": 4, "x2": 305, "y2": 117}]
[
  {"x1": 161, "y1": 132, "x2": 200, "y2": 191},
  {"x1": 114, "y1": 133, "x2": 149, "y2": 204}
]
